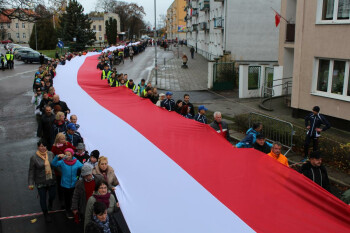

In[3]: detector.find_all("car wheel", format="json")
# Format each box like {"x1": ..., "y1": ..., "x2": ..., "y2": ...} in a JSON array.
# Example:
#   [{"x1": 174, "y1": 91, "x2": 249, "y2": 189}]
[{"x1": 30, "y1": 61, "x2": 33, "y2": 64}]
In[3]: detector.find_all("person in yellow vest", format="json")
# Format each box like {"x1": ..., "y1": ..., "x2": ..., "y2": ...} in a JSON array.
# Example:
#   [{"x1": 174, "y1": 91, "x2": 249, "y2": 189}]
[
  {"x1": 5, "y1": 51, "x2": 11, "y2": 69},
  {"x1": 108, "y1": 72, "x2": 119, "y2": 87},
  {"x1": 101, "y1": 65, "x2": 111, "y2": 80},
  {"x1": 267, "y1": 142, "x2": 289, "y2": 167},
  {"x1": 125, "y1": 79, "x2": 138, "y2": 94},
  {"x1": 0, "y1": 53, "x2": 5, "y2": 71}
]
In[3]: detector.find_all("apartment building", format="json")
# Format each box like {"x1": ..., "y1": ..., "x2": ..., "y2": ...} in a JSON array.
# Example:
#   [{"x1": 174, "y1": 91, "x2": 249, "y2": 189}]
[
  {"x1": 90, "y1": 12, "x2": 120, "y2": 44},
  {"x1": 166, "y1": 0, "x2": 187, "y2": 40},
  {"x1": 277, "y1": 0, "x2": 350, "y2": 123},
  {"x1": 0, "y1": 10, "x2": 34, "y2": 43}
]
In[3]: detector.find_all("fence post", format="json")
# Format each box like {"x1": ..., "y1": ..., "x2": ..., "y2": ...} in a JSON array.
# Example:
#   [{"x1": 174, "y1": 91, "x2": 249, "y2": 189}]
[{"x1": 207, "y1": 61, "x2": 215, "y2": 89}]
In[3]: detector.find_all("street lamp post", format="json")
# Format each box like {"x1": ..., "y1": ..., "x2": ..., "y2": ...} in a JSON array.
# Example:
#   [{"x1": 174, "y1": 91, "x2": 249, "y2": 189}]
[{"x1": 154, "y1": 0, "x2": 158, "y2": 86}]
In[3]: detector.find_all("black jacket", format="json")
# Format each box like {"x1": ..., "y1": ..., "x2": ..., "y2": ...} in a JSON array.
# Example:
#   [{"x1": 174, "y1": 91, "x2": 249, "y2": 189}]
[
  {"x1": 40, "y1": 113, "x2": 55, "y2": 143},
  {"x1": 253, "y1": 142, "x2": 271, "y2": 154},
  {"x1": 300, "y1": 162, "x2": 330, "y2": 192},
  {"x1": 85, "y1": 214, "x2": 119, "y2": 233},
  {"x1": 64, "y1": 131, "x2": 83, "y2": 147},
  {"x1": 50, "y1": 100, "x2": 70, "y2": 115},
  {"x1": 182, "y1": 101, "x2": 195, "y2": 116},
  {"x1": 305, "y1": 113, "x2": 330, "y2": 138}
]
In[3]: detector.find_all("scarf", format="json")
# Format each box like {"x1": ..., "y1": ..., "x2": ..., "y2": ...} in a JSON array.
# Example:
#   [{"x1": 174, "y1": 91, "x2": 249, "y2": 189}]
[
  {"x1": 94, "y1": 193, "x2": 111, "y2": 208},
  {"x1": 36, "y1": 150, "x2": 53, "y2": 180},
  {"x1": 93, "y1": 214, "x2": 111, "y2": 233},
  {"x1": 63, "y1": 158, "x2": 77, "y2": 166}
]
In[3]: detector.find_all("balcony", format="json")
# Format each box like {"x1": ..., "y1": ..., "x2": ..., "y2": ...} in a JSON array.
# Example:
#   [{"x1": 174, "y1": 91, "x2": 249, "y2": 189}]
[
  {"x1": 199, "y1": 0, "x2": 210, "y2": 11},
  {"x1": 199, "y1": 22, "x2": 208, "y2": 30},
  {"x1": 191, "y1": 24, "x2": 198, "y2": 32},
  {"x1": 285, "y1": 23, "x2": 295, "y2": 42},
  {"x1": 192, "y1": 8, "x2": 199, "y2": 17},
  {"x1": 214, "y1": 17, "x2": 224, "y2": 28},
  {"x1": 214, "y1": 0, "x2": 224, "y2": 2}
]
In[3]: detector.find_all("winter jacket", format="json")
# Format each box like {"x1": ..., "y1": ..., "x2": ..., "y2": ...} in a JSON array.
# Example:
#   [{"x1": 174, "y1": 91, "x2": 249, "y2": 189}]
[
  {"x1": 31, "y1": 95, "x2": 43, "y2": 115},
  {"x1": 51, "y1": 142, "x2": 75, "y2": 156},
  {"x1": 84, "y1": 191, "x2": 118, "y2": 230},
  {"x1": 85, "y1": 214, "x2": 119, "y2": 233},
  {"x1": 40, "y1": 113, "x2": 55, "y2": 144},
  {"x1": 37, "y1": 98, "x2": 51, "y2": 114},
  {"x1": 161, "y1": 99, "x2": 175, "y2": 111},
  {"x1": 267, "y1": 151, "x2": 289, "y2": 167},
  {"x1": 210, "y1": 120, "x2": 230, "y2": 141},
  {"x1": 75, "y1": 151, "x2": 90, "y2": 164},
  {"x1": 28, "y1": 151, "x2": 56, "y2": 187},
  {"x1": 53, "y1": 120, "x2": 67, "y2": 137},
  {"x1": 182, "y1": 101, "x2": 195, "y2": 116},
  {"x1": 71, "y1": 174, "x2": 103, "y2": 215},
  {"x1": 236, "y1": 128, "x2": 273, "y2": 148},
  {"x1": 300, "y1": 162, "x2": 330, "y2": 191},
  {"x1": 92, "y1": 165, "x2": 119, "y2": 189},
  {"x1": 305, "y1": 113, "x2": 331, "y2": 138},
  {"x1": 253, "y1": 142, "x2": 271, "y2": 154},
  {"x1": 51, "y1": 156, "x2": 83, "y2": 188},
  {"x1": 63, "y1": 131, "x2": 83, "y2": 147},
  {"x1": 50, "y1": 100, "x2": 70, "y2": 115},
  {"x1": 194, "y1": 113, "x2": 207, "y2": 124}
]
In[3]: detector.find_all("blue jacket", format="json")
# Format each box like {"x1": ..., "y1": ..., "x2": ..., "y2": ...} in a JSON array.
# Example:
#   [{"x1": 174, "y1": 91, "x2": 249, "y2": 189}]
[
  {"x1": 194, "y1": 113, "x2": 207, "y2": 124},
  {"x1": 236, "y1": 128, "x2": 272, "y2": 148},
  {"x1": 51, "y1": 156, "x2": 83, "y2": 188}
]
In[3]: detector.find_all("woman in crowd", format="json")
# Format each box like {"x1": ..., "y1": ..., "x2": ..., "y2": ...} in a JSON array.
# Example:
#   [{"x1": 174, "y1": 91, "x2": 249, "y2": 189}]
[
  {"x1": 86, "y1": 150, "x2": 100, "y2": 169},
  {"x1": 28, "y1": 140, "x2": 56, "y2": 222},
  {"x1": 75, "y1": 143, "x2": 90, "y2": 164},
  {"x1": 92, "y1": 156, "x2": 119, "y2": 190},
  {"x1": 51, "y1": 148, "x2": 83, "y2": 219},
  {"x1": 85, "y1": 180, "x2": 119, "y2": 230},
  {"x1": 181, "y1": 105, "x2": 193, "y2": 119},
  {"x1": 85, "y1": 201, "x2": 119, "y2": 233},
  {"x1": 175, "y1": 100, "x2": 183, "y2": 114},
  {"x1": 69, "y1": 114, "x2": 80, "y2": 130},
  {"x1": 48, "y1": 86, "x2": 56, "y2": 101},
  {"x1": 53, "y1": 111, "x2": 67, "y2": 137}
]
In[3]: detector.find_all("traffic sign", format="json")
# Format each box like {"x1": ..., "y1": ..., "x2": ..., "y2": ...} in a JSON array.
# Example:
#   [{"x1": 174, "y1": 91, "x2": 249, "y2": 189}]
[{"x1": 57, "y1": 41, "x2": 64, "y2": 48}]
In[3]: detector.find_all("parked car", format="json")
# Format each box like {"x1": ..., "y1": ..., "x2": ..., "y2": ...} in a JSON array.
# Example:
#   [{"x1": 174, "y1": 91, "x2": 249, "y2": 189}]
[
  {"x1": 15, "y1": 49, "x2": 38, "y2": 60},
  {"x1": 21, "y1": 52, "x2": 50, "y2": 64},
  {"x1": 1, "y1": 40, "x2": 12, "y2": 44},
  {"x1": 13, "y1": 47, "x2": 32, "y2": 55}
]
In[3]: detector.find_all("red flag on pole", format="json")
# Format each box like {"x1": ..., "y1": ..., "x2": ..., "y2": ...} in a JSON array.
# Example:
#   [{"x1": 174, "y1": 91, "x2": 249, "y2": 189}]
[{"x1": 275, "y1": 12, "x2": 281, "y2": 27}]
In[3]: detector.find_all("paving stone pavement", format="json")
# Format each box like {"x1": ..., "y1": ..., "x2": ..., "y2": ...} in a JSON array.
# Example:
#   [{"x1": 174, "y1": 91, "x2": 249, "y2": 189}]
[{"x1": 149, "y1": 46, "x2": 209, "y2": 91}]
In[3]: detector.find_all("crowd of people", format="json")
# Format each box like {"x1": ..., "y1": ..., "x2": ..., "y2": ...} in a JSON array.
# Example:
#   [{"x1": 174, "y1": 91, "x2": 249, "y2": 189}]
[
  {"x1": 28, "y1": 54, "x2": 123, "y2": 232},
  {"x1": 26, "y1": 41, "x2": 336, "y2": 232}
]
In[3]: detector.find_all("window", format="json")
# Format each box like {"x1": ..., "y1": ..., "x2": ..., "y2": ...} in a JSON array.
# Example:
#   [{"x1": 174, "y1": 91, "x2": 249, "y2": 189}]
[
  {"x1": 248, "y1": 66, "x2": 261, "y2": 90},
  {"x1": 320, "y1": 0, "x2": 350, "y2": 22},
  {"x1": 93, "y1": 25, "x2": 96, "y2": 30},
  {"x1": 16, "y1": 23, "x2": 18, "y2": 28},
  {"x1": 0, "y1": 23, "x2": 3, "y2": 29},
  {"x1": 7, "y1": 33, "x2": 11, "y2": 38},
  {"x1": 314, "y1": 58, "x2": 350, "y2": 100},
  {"x1": 23, "y1": 33, "x2": 26, "y2": 39},
  {"x1": 98, "y1": 25, "x2": 102, "y2": 31},
  {"x1": 99, "y1": 36, "x2": 103, "y2": 41},
  {"x1": 22, "y1": 22, "x2": 25, "y2": 28},
  {"x1": 7, "y1": 23, "x2": 10, "y2": 28},
  {"x1": 16, "y1": 33, "x2": 19, "y2": 38}
]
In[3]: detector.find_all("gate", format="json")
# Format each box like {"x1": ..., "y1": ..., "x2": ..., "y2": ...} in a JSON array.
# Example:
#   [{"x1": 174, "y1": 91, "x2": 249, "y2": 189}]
[
  {"x1": 248, "y1": 66, "x2": 261, "y2": 90},
  {"x1": 249, "y1": 112, "x2": 294, "y2": 155},
  {"x1": 213, "y1": 62, "x2": 236, "y2": 91},
  {"x1": 263, "y1": 67, "x2": 274, "y2": 97}
]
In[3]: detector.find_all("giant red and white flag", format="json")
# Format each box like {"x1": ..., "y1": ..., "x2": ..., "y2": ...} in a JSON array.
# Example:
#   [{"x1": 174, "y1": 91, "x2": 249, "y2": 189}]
[{"x1": 54, "y1": 54, "x2": 350, "y2": 233}]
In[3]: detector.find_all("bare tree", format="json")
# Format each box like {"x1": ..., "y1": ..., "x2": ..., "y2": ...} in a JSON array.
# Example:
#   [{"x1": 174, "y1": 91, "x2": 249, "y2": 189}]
[
  {"x1": 94, "y1": 0, "x2": 117, "y2": 13},
  {"x1": 0, "y1": 0, "x2": 44, "y2": 21}
]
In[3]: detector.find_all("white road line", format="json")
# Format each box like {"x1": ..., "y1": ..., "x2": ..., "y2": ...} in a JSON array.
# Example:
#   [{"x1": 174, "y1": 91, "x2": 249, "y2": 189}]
[{"x1": 0, "y1": 69, "x2": 37, "y2": 81}]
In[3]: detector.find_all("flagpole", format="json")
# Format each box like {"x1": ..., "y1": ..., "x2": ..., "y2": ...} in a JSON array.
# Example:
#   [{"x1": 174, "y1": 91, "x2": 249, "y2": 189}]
[{"x1": 271, "y1": 7, "x2": 289, "y2": 24}]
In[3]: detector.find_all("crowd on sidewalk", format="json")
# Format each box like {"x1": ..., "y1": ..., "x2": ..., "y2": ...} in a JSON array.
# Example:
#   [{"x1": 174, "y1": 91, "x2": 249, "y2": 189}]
[{"x1": 28, "y1": 52, "x2": 125, "y2": 233}]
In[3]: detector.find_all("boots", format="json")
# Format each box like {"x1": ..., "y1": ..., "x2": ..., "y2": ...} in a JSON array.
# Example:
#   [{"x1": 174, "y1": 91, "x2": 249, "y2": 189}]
[{"x1": 43, "y1": 211, "x2": 52, "y2": 223}]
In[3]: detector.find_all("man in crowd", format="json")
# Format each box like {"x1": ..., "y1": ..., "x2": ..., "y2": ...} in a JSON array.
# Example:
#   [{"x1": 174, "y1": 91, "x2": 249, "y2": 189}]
[
  {"x1": 161, "y1": 92, "x2": 175, "y2": 111},
  {"x1": 101, "y1": 64, "x2": 111, "y2": 80},
  {"x1": 253, "y1": 134, "x2": 271, "y2": 154},
  {"x1": 182, "y1": 94, "x2": 194, "y2": 116},
  {"x1": 50, "y1": 95, "x2": 70, "y2": 117},
  {"x1": 300, "y1": 151, "x2": 330, "y2": 192},
  {"x1": 210, "y1": 112, "x2": 230, "y2": 141},
  {"x1": 304, "y1": 106, "x2": 330, "y2": 161},
  {"x1": 126, "y1": 79, "x2": 138, "y2": 94},
  {"x1": 64, "y1": 123, "x2": 83, "y2": 147},
  {"x1": 236, "y1": 122, "x2": 272, "y2": 148},
  {"x1": 267, "y1": 142, "x2": 289, "y2": 167},
  {"x1": 39, "y1": 106, "x2": 55, "y2": 148},
  {"x1": 0, "y1": 53, "x2": 5, "y2": 71},
  {"x1": 137, "y1": 79, "x2": 147, "y2": 96},
  {"x1": 71, "y1": 165, "x2": 103, "y2": 220},
  {"x1": 194, "y1": 105, "x2": 208, "y2": 124}
]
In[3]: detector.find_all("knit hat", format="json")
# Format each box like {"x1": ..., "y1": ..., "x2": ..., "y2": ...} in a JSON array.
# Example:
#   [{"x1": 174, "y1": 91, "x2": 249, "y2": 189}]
[
  {"x1": 90, "y1": 150, "x2": 100, "y2": 159},
  {"x1": 309, "y1": 151, "x2": 322, "y2": 159},
  {"x1": 81, "y1": 165, "x2": 93, "y2": 176},
  {"x1": 64, "y1": 148, "x2": 74, "y2": 155},
  {"x1": 76, "y1": 143, "x2": 85, "y2": 150}
]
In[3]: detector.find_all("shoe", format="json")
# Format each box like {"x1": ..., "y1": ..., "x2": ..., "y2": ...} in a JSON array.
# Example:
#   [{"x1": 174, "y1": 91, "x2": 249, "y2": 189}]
[
  {"x1": 66, "y1": 211, "x2": 74, "y2": 219},
  {"x1": 44, "y1": 212, "x2": 52, "y2": 223}
]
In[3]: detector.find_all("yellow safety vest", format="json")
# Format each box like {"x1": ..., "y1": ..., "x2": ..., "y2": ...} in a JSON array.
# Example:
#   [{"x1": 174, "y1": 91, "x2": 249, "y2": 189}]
[{"x1": 5, "y1": 53, "x2": 11, "y2": 61}]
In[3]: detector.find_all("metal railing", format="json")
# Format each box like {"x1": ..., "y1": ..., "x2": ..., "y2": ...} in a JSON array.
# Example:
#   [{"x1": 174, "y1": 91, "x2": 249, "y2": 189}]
[
  {"x1": 260, "y1": 78, "x2": 293, "y2": 110},
  {"x1": 249, "y1": 112, "x2": 294, "y2": 155}
]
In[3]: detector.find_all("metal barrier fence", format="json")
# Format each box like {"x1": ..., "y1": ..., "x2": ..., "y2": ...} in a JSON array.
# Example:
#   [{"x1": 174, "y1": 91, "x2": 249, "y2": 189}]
[{"x1": 249, "y1": 112, "x2": 294, "y2": 155}]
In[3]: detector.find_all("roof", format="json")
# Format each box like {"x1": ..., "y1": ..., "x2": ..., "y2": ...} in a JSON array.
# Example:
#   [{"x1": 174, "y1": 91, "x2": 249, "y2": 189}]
[
  {"x1": 0, "y1": 8, "x2": 37, "y2": 23},
  {"x1": 0, "y1": 14, "x2": 11, "y2": 23}
]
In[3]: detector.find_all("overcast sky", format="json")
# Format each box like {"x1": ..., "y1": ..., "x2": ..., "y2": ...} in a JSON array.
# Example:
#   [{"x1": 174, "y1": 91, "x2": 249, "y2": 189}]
[{"x1": 77, "y1": 0, "x2": 173, "y2": 26}]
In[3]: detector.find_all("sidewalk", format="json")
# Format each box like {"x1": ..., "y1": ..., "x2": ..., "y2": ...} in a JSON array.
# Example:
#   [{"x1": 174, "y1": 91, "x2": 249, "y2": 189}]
[{"x1": 149, "y1": 46, "x2": 208, "y2": 91}]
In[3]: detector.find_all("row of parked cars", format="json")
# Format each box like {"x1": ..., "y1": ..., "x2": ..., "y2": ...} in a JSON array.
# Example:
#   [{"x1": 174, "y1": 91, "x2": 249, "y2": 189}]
[{"x1": 4, "y1": 43, "x2": 50, "y2": 64}]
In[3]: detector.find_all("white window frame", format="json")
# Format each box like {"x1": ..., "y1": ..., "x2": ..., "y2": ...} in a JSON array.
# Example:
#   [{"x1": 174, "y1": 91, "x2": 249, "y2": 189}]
[
  {"x1": 16, "y1": 33, "x2": 19, "y2": 38},
  {"x1": 312, "y1": 58, "x2": 350, "y2": 102},
  {"x1": 316, "y1": 0, "x2": 350, "y2": 24},
  {"x1": 23, "y1": 33, "x2": 26, "y2": 38},
  {"x1": 15, "y1": 23, "x2": 18, "y2": 28}
]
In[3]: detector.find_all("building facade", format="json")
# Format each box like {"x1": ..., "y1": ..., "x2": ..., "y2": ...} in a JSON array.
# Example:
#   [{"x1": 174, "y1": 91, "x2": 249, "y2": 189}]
[
  {"x1": 0, "y1": 11, "x2": 34, "y2": 44},
  {"x1": 90, "y1": 12, "x2": 120, "y2": 44},
  {"x1": 277, "y1": 0, "x2": 350, "y2": 122},
  {"x1": 166, "y1": 0, "x2": 187, "y2": 41}
]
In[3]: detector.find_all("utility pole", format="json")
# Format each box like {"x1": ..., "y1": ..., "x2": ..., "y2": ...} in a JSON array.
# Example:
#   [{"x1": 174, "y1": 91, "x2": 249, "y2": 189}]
[
  {"x1": 35, "y1": 22, "x2": 38, "y2": 50},
  {"x1": 154, "y1": 0, "x2": 158, "y2": 86}
]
